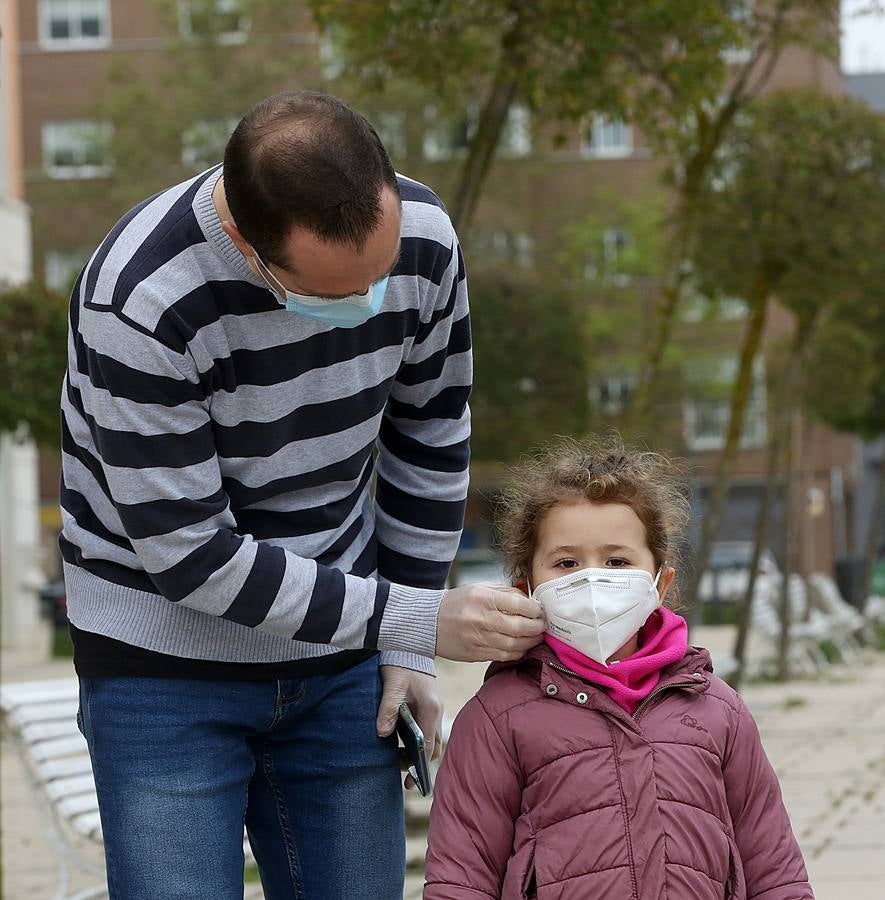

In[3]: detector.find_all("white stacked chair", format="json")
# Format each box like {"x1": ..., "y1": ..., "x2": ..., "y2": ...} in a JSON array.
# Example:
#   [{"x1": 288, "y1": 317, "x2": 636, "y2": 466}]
[
  {"x1": 747, "y1": 574, "x2": 829, "y2": 677},
  {"x1": 787, "y1": 574, "x2": 861, "y2": 664},
  {"x1": 807, "y1": 572, "x2": 867, "y2": 656}
]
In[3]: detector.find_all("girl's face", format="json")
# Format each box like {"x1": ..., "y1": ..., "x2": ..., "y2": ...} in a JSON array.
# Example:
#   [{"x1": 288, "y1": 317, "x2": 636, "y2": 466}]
[{"x1": 528, "y1": 498, "x2": 675, "y2": 604}]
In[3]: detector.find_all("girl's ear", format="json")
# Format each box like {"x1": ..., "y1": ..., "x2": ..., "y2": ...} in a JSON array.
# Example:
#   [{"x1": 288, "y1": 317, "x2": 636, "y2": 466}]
[
  {"x1": 657, "y1": 565, "x2": 677, "y2": 605},
  {"x1": 513, "y1": 576, "x2": 529, "y2": 595}
]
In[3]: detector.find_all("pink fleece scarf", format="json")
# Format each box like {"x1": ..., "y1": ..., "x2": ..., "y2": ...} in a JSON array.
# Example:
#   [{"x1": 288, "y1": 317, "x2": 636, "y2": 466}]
[{"x1": 545, "y1": 607, "x2": 688, "y2": 716}]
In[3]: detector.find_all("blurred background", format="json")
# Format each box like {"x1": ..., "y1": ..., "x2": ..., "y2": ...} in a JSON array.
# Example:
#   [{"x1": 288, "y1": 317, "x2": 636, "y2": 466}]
[
  {"x1": 2, "y1": 2, "x2": 885, "y2": 897},
  {"x1": 2, "y1": 0, "x2": 884, "y2": 674}
]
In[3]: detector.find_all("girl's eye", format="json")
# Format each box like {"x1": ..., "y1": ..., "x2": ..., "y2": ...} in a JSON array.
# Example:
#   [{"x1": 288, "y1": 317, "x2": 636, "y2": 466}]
[
  {"x1": 556, "y1": 558, "x2": 579, "y2": 569},
  {"x1": 607, "y1": 558, "x2": 630, "y2": 568}
]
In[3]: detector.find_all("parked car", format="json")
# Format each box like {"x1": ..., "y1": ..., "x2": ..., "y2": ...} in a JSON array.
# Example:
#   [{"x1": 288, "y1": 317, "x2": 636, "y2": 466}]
[
  {"x1": 38, "y1": 578, "x2": 68, "y2": 629},
  {"x1": 448, "y1": 549, "x2": 508, "y2": 588},
  {"x1": 698, "y1": 541, "x2": 781, "y2": 604}
]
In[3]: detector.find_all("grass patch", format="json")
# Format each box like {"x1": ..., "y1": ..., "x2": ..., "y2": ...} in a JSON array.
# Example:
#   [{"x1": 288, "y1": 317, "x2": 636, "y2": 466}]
[
  {"x1": 697, "y1": 602, "x2": 740, "y2": 626},
  {"x1": 817, "y1": 639, "x2": 841, "y2": 664},
  {"x1": 51, "y1": 627, "x2": 74, "y2": 658},
  {"x1": 782, "y1": 696, "x2": 807, "y2": 710},
  {"x1": 869, "y1": 622, "x2": 885, "y2": 653},
  {"x1": 244, "y1": 863, "x2": 261, "y2": 883}
]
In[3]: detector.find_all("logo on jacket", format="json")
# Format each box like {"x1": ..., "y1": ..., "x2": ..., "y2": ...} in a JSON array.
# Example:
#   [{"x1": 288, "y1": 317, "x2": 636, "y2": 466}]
[{"x1": 680, "y1": 714, "x2": 708, "y2": 733}]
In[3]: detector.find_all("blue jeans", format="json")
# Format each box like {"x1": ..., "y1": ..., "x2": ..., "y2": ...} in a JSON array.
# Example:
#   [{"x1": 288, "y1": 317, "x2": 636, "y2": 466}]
[{"x1": 77, "y1": 656, "x2": 404, "y2": 899}]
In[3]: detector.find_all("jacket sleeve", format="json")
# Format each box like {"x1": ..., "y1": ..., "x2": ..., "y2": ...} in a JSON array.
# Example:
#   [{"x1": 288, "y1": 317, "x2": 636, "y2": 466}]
[
  {"x1": 375, "y1": 221, "x2": 471, "y2": 674},
  {"x1": 723, "y1": 696, "x2": 813, "y2": 899},
  {"x1": 424, "y1": 695, "x2": 522, "y2": 899}
]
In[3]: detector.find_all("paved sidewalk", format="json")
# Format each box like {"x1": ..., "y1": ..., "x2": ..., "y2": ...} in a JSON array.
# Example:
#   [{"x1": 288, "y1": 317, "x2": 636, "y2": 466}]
[{"x1": 4, "y1": 637, "x2": 885, "y2": 898}]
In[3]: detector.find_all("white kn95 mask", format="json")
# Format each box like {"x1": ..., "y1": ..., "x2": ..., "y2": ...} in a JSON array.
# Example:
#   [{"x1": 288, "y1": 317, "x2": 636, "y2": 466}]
[{"x1": 531, "y1": 566, "x2": 662, "y2": 666}]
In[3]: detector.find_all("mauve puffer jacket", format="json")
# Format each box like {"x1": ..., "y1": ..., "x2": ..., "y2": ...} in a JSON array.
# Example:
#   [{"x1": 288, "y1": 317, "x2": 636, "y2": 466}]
[{"x1": 425, "y1": 644, "x2": 812, "y2": 900}]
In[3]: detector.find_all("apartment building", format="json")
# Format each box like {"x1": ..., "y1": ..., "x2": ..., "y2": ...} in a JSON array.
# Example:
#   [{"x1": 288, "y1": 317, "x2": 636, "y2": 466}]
[
  {"x1": 1, "y1": 0, "x2": 44, "y2": 650},
  {"x1": 15, "y1": 0, "x2": 866, "y2": 590}
]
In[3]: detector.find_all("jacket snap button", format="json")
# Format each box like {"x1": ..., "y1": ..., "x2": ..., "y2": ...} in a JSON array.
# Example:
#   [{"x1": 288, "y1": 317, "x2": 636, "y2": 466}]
[
  {"x1": 692, "y1": 672, "x2": 705, "y2": 680},
  {"x1": 576, "y1": 692, "x2": 588, "y2": 704},
  {"x1": 545, "y1": 683, "x2": 558, "y2": 696}
]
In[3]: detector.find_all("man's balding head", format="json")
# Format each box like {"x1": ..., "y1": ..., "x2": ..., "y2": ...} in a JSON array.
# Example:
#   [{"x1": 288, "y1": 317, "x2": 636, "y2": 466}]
[{"x1": 223, "y1": 91, "x2": 400, "y2": 269}]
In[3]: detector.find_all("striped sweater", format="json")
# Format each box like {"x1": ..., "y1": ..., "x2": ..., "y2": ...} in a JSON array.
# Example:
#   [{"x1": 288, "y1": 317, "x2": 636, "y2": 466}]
[{"x1": 59, "y1": 167, "x2": 471, "y2": 675}]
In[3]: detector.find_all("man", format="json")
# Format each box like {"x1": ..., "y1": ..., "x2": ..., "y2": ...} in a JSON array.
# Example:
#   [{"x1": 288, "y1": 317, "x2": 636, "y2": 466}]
[{"x1": 60, "y1": 91, "x2": 544, "y2": 899}]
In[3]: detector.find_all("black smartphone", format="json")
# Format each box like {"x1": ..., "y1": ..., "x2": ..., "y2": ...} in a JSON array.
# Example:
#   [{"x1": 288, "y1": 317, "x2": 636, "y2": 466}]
[{"x1": 396, "y1": 702, "x2": 433, "y2": 797}]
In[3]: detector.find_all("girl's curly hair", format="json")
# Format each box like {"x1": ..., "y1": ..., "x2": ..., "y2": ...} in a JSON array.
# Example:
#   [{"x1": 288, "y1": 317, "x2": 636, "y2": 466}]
[{"x1": 496, "y1": 434, "x2": 690, "y2": 599}]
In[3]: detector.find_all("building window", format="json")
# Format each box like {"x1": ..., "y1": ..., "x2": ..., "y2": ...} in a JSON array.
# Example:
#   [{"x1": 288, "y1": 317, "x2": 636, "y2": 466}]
[
  {"x1": 423, "y1": 104, "x2": 529, "y2": 162},
  {"x1": 604, "y1": 228, "x2": 631, "y2": 265},
  {"x1": 718, "y1": 297, "x2": 748, "y2": 320},
  {"x1": 45, "y1": 248, "x2": 89, "y2": 292},
  {"x1": 372, "y1": 112, "x2": 407, "y2": 162},
  {"x1": 590, "y1": 374, "x2": 636, "y2": 417},
  {"x1": 422, "y1": 105, "x2": 477, "y2": 162},
  {"x1": 42, "y1": 120, "x2": 113, "y2": 179},
  {"x1": 582, "y1": 115, "x2": 633, "y2": 159},
  {"x1": 319, "y1": 29, "x2": 346, "y2": 80},
  {"x1": 722, "y1": 0, "x2": 754, "y2": 63},
  {"x1": 39, "y1": 0, "x2": 110, "y2": 48},
  {"x1": 498, "y1": 105, "x2": 532, "y2": 158},
  {"x1": 683, "y1": 357, "x2": 767, "y2": 451},
  {"x1": 478, "y1": 229, "x2": 535, "y2": 268},
  {"x1": 179, "y1": 0, "x2": 249, "y2": 44},
  {"x1": 584, "y1": 228, "x2": 632, "y2": 285},
  {"x1": 679, "y1": 293, "x2": 748, "y2": 322},
  {"x1": 181, "y1": 117, "x2": 238, "y2": 171}
]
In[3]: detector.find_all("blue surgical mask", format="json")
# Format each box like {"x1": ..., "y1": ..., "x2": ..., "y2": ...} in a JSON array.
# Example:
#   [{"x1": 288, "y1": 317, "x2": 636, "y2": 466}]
[{"x1": 252, "y1": 252, "x2": 388, "y2": 329}]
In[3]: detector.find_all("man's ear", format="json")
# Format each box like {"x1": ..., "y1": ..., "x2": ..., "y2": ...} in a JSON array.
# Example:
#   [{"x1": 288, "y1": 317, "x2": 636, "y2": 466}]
[{"x1": 221, "y1": 220, "x2": 251, "y2": 256}]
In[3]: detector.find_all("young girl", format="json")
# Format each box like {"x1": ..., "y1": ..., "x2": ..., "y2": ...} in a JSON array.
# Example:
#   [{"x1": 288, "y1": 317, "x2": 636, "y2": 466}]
[{"x1": 425, "y1": 436, "x2": 812, "y2": 900}]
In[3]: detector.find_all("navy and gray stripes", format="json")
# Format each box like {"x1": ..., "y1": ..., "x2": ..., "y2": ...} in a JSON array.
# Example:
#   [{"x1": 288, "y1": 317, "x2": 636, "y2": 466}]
[{"x1": 60, "y1": 168, "x2": 471, "y2": 673}]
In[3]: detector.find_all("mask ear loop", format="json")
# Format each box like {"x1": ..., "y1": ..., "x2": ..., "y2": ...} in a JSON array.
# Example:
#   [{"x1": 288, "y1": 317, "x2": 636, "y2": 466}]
[
  {"x1": 652, "y1": 565, "x2": 665, "y2": 588},
  {"x1": 251, "y1": 251, "x2": 288, "y2": 299}
]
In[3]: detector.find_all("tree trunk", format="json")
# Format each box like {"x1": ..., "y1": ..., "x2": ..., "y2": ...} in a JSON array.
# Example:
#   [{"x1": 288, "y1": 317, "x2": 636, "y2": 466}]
[
  {"x1": 626, "y1": 172, "x2": 704, "y2": 429},
  {"x1": 776, "y1": 413, "x2": 796, "y2": 681},
  {"x1": 627, "y1": 27, "x2": 791, "y2": 430},
  {"x1": 728, "y1": 436, "x2": 783, "y2": 691},
  {"x1": 448, "y1": 4, "x2": 526, "y2": 237},
  {"x1": 730, "y1": 316, "x2": 814, "y2": 690},
  {"x1": 684, "y1": 281, "x2": 770, "y2": 627},
  {"x1": 448, "y1": 73, "x2": 518, "y2": 237},
  {"x1": 861, "y1": 451, "x2": 885, "y2": 612}
]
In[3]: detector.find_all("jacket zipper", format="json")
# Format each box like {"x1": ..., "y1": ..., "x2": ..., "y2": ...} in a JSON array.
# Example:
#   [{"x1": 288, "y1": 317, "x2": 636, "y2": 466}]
[
  {"x1": 632, "y1": 681, "x2": 698, "y2": 720},
  {"x1": 546, "y1": 662, "x2": 698, "y2": 721},
  {"x1": 548, "y1": 661, "x2": 584, "y2": 679}
]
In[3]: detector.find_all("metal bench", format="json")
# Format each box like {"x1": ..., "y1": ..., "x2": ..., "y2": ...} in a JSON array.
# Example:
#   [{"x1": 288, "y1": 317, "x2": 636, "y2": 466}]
[{"x1": 1, "y1": 678, "x2": 105, "y2": 900}]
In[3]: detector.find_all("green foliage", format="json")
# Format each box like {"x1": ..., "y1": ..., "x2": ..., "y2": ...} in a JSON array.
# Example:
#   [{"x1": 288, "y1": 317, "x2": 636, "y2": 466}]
[
  {"x1": 310, "y1": 0, "x2": 823, "y2": 130},
  {"x1": 310, "y1": 0, "x2": 775, "y2": 232},
  {"x1": 695, "y1": 91, "x2": 885, "y2": 322},
  {"x1": 560, "y1": 189, "x2": 667, "y2": 286},
  {"x1": 696, "y1": 90, "x2": 885, "y2": 445},
  {"x1": 804, "y1": 320, "x2": 877, "y2": 435},
  {"x1": 557, "y1": 190, "x2": 673, "y2": 437},
  {"x1": 804, "y1": 274, "x2": 885, "y2": 440},
  {"x1": 0, "y1": 282, "x2": 69, "y2": 447},
  {"x1": 469, "y1": 267, "x2": 589, "y2": 462}
]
